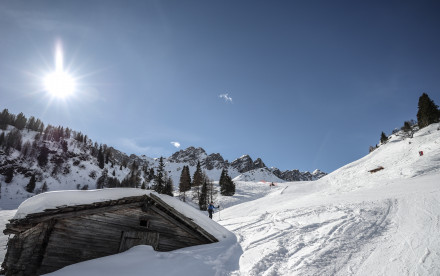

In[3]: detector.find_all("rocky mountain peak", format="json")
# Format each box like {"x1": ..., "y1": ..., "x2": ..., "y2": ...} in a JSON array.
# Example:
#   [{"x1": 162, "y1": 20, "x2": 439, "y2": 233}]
[
  {"x1": 231, "y1": 155, "x2": 255, "y2": 173},
  {"x1": 204, "y1": 153, "x2": 226, "y2": 170},
  {"x1": 168, "y1": 147, "x2": 208, "y2": 166},
  {"x1": 270, "y1": 167, "x2": 327, "y2": 182},
  {"x1": 312, "y1": 169, "x2": 327, "y2": 179},
  {"x1": 253, "y1": 158, "x2": 266, "y2": 169}
]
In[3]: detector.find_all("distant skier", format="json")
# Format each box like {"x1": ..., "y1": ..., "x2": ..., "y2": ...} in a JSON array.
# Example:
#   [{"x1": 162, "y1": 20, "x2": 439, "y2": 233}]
[{"x1": 207, "y1": 202, "x2": 219, "y2": 219}]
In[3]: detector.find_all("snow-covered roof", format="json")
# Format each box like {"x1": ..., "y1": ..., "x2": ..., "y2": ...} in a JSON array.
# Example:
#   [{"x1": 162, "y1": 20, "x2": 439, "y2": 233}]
[
  {"x1": 13, "y1": 188, "x2": 151, "y2": 220},
  {"x1": 12, "y1": 188, "x2": 230, "y2": 242}
]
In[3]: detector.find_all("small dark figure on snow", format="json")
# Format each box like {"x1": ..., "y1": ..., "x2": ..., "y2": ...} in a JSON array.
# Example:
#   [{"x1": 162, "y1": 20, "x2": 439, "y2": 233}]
[{"x1": 207, "y1": 202, "x2": 219, "y2": 219}]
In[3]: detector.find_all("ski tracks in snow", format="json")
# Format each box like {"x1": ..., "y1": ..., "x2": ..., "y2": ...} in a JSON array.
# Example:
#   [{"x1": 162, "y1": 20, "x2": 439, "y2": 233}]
[{"x1": 223, "y1": 200, "x2": 395, "y2": 276}]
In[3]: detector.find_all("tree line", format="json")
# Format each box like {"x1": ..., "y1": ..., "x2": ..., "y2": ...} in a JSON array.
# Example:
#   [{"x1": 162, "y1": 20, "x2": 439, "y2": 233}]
[
  {"x1": 178, "y1": 160, "x2": 235, "y2": 211},
  {"x1": 373, "y1": 92, "x2": 440, "y2": 150},
  {"x1": 0, "y1": 108, "x2": 237, "y2": 205}
]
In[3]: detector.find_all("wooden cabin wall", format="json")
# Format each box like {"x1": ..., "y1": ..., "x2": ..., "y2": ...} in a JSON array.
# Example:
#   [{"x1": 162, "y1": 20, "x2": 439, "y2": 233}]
[
  {"x1": 38, "y1": 207, "x2": 143, "y2": 274},
  {"x1": 3, "y1": 221, "x2": 55, "y2": 276},
  {"x1": 142, "y1": 206, "x2": 211, "y2": 251},
  {"x1": 36, "y1": 205, "x2": 211, "y2": 274},
  {"x1": 2, "y1": 197, "x2": 216, "y2": 276}
]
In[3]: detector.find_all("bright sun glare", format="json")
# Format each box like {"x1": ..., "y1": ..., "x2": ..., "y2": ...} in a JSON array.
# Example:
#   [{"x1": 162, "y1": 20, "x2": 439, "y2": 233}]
[{"x1": 43, "y1": 43, "x2": 76, "y2": 98}]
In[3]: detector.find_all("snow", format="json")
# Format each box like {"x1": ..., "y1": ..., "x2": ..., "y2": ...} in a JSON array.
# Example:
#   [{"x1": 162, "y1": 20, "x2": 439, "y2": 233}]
[
  {"x1": 13, "y1": 188, "x2": 233, "y2": 242},
  {"x1": 232, "y1": 167, "x2": 284, "y2": 183},
  {"x1": 13, "y1": 188, "x2": 152, "y2": 220},
  {"x1": 44, "y1": 243, "x2": 242, "y2": 276},
  {"x1": 0, "y1": 126, "x2": 311, "y2": 211},
  {"x1": 217, "y1": 123, "x2": 440, "y2": 275},
  {"x1": 0, "y1": 129, "x2": 135, "y2": 210},
  {"x1": 0, "y1": 210, "x2": 16, "y2": 262},
  {"x1": 0, "y1": 123, "x2": 440, "y2": 275}
]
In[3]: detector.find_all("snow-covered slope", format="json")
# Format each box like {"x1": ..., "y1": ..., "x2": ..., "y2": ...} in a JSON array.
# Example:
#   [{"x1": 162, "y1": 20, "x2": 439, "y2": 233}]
[
  {"x1": 0, "y1": 127, "x2": 132, "y2": 209},
  {"x1": 1, "y1": 123, "x2": 439, "y2": 275},
  {"x1": 232, "y1": 167, "x2": 284, "y2": 183},
  {"x1": 42, "y1": 123, "x2": 440, "y2": 275},
  {"x1": 218, "y1": 123, "x2": 440, "y2": 275}
]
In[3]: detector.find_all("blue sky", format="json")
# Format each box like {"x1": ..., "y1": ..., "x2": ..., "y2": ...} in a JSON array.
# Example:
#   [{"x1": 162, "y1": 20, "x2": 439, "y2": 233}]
[{"x1": 1, "y1": 1, "x2": 439, "y2": 173}]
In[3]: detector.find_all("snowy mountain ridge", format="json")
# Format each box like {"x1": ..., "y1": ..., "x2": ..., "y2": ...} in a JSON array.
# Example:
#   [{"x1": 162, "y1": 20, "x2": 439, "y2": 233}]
[
  {"x1": 0, "y1": 121, "x2": 325, "y2": 209},
  {"x1": 164, "y1": 146, "x2": 324, "y2": 182}
]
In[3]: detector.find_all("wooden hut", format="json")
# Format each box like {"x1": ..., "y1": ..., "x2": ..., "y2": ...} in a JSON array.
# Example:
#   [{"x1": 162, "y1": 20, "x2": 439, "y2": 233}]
[{"x1": 1, "y1": 193, "x2": 218, "y2": 276}]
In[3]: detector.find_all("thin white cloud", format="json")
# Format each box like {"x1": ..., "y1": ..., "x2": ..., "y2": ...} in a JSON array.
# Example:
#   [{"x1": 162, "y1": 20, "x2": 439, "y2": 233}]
[
  {"x1": 219, "y1": 93, "x2": 233, "y2": 103},
  {"x1": 170, "y1": 141, "x2": 181, "y2": 148},
  {"x1": 119, "y1": 138, "x2": 165, "y2": 157}
]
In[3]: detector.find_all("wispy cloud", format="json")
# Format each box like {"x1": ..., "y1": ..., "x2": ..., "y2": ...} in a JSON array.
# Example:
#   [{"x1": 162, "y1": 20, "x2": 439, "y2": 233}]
[
  {"x1": 119, "y1": 138, "x2": 166, "y2": 157},
  {"x1": 219, "y1": 93, "x2": 233, "y2": 103},
  {"x1": 170, "y1": 141, "x2": 181, "y2": 148}
]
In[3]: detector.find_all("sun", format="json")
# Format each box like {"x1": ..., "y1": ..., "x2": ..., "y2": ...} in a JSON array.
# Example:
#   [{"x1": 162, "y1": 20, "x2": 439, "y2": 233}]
[
  {"x1": 43, "y1": 42, "x2": 77, "y2": 98},
  {"x1": 44, "y1": 71, "x2": 76, "y2": 98}
]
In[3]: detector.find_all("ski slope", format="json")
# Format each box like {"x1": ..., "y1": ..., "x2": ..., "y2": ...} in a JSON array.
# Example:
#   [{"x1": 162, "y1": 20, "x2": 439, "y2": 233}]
[
  {"x1": 219, "y1": 123, "x2": 440, "y2": 275},
  {"x1": 0, "y1": 123, "x2": 439, "y2": 275}
]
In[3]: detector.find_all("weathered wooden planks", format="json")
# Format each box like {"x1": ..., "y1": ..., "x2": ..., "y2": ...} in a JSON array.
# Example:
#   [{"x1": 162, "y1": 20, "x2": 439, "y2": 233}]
[
  {"x1": 149, "y1": 194, "x2": 218, "y2": 243},
  {"x1": 2, "y1": 193, "x2": 218, "y2": 276},
  {"x1": 119, "y1": 231, "x2": 159, "y2": 252}
]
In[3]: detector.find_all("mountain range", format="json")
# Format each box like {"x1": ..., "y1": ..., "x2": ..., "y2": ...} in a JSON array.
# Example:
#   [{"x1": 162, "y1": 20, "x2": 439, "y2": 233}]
[{"x1": 0, "y1": 120, "x2": 326, "y2": 209}]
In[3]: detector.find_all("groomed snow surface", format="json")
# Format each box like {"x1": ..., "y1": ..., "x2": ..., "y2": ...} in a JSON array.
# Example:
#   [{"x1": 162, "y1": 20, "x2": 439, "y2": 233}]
[{"x1": 1, "y1": 123, "x2": 440, "y2": 275}]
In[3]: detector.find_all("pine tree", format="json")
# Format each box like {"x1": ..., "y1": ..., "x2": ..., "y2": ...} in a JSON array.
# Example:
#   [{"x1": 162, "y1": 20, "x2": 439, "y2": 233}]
[
  {"x1": 0, "y1": 132, "x2": 5, "y2": 147},
  {"x1": 192, "y1": 161, "x2": 203, "y2": 202},
  {"x1": 37, "y1": 144, "x2": 49, "y2": 167},
  {"x1": 14, "y1": 112, "x2": 27, "y2": 130},
  {"x1": 227, "y1": 174, "x2": 235, "y2": 196},
  {"x1": 417, "y1": 93, "x2": 440, "y2": 128},
  {"x1": 220, "y1": 168, "x2": 235, "y2": 196},
  {"x1": 27, "y1": 116, "x2": 36, "y2": 130},
  {"x1": 5, "y1": 129, "x2": 23, "y2": 151},
  {"x1": 148, "y1": 168, "x2": 155, "y2": 182},
  {"x1": 98, "y1": 145, "x2": 105, "y2": 169},
  {"x1": 380, "y1": 132, "x2": 388, "y2": 144},
  {"x1": 141, "y1": 182, "x2": 146, "y2": 189},
  {"x1": 65, "y1": 127, "x2": 71, "y2": 138},
  {"x1": 38, "y1": 121, "x2": 44, "y2": 133},
  {"x1": 61, "y1": 140, "x2": 68, "y2": 153},
  {"x1": 219, "y1": 169, "x2": 226, "y2": 194},
  {"x1": 163, "y1": 176, "x2": 174, "y2": 196},
  {"x1": 26, "y1": 175, "x2": 36, "y2": 193},
  {"x1": 192, "y1": 161, "x2": 203, "y2": 187},
  {"x1": 179, "y1": 166, "x2": 191, "y2": 202},
  {"x1": 153, "y1": 157, "x2": 166, "y2": 194},
  {"x1": 107, "y1": 177, "x2": 121, "y2": 188},
  {"x1": 401, "y1": 121, "x2": 416, "y2": 138},
  {"x1": 199, "y1": 178, "x2": 208, "y2": 210},
  {"x1": 0, "y1": 109, "x2": 12, "y2": 130},
  {"x1": 402, "y1": 121, "x2": 412, "y2": 132},
  {"x1": 5, "y1": 166, "x2": 14, "y2": 183}
]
